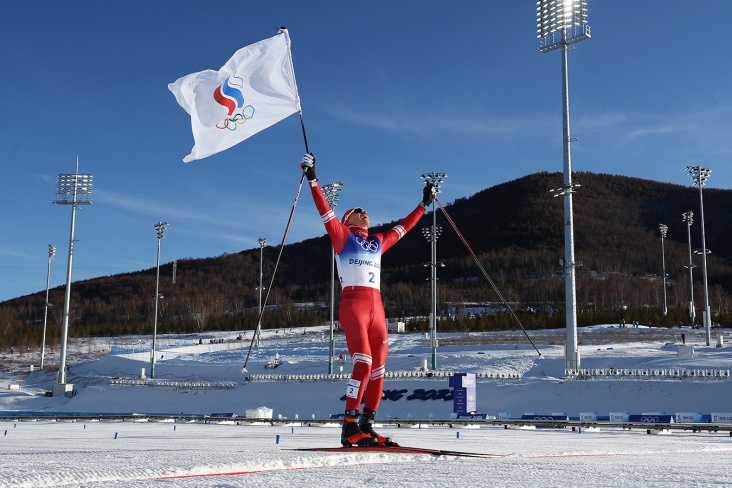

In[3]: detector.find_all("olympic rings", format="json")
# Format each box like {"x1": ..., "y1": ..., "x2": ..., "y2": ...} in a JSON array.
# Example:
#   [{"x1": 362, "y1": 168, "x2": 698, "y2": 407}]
[
  {"x1": 216, "y1": 105, "x2": 255, "y2": 130},
  {"x1": 639, "y1": 416, "x2": 660, "y2": 423},
  {"x1": 356, "y1": 236, "x2": 379, "y2": 253}
]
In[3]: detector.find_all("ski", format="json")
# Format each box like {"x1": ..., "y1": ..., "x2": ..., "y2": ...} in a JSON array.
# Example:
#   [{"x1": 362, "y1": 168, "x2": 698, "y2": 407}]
[{"x1": 289, "y1": 445, "x2": 510, "y2": 459}]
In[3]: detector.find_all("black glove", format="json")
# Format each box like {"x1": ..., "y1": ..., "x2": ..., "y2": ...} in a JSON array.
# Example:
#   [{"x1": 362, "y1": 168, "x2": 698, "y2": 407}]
[
  {"x1": 422, "y1": 182, "x2": 435, "y2": 206},
  {"x1": 300, "y1": 153, "x2": 316, "y2": 181}
]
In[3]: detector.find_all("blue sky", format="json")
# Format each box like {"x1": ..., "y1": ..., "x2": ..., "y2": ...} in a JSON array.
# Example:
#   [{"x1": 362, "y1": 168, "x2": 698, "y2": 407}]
[{"x1": 1, "y1": 1, "x2": 731, "y2": 302}]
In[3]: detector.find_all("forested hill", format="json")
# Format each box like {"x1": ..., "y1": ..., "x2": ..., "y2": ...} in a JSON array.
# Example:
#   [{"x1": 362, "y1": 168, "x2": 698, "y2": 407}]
[{"x1": 2, "y1": 172, "x2": 731, "y2": 347}]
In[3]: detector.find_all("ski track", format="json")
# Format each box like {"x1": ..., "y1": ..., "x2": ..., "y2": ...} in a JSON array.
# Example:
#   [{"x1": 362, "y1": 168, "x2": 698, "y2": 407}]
[
  {"x1": 3, "y1": 422, "x2": 732, "y2": 487},
  {"x1": 4, "y1": 326, "x2": 732, "y2": 487}
]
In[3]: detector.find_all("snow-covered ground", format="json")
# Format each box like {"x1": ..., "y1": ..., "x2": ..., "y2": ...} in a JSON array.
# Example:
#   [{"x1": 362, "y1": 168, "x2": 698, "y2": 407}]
[
  {"x1": 2, "y1": 324, "x2": 732, "y2": 487},
  {"x1": 4, "y1": 421, "x2": 732, "y2": 487}
]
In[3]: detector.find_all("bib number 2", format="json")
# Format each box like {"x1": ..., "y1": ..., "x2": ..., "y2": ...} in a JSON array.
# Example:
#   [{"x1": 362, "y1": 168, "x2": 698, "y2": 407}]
[{"x1": 346, "y1": 378, "x2": 362, "y2": 399}]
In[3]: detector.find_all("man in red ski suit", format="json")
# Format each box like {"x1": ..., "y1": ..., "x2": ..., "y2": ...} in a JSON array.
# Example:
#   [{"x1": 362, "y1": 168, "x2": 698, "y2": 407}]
[{"x1": 300, "y1": 153, "x2": 434, "y2": 446}]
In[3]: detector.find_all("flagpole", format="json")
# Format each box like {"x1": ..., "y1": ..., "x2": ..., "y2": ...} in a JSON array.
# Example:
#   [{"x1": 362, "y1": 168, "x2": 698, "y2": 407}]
[
  {"x1": 279, "y1": 26, "x2": 309, "y2": 154},
  {"x1": 299, "y1": 112, "x2": 309, "y2": 154}
]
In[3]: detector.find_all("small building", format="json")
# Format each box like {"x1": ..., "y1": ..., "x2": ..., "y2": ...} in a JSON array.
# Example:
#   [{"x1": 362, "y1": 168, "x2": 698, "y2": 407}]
[{"x1": 387, "y1": 321, "x2": 405, "y2": 333}]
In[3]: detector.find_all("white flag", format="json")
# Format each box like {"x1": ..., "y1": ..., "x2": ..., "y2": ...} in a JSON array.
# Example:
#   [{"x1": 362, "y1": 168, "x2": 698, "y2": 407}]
[{"x1": 169, "y1": 29, "x2": 301, "y2": 163}]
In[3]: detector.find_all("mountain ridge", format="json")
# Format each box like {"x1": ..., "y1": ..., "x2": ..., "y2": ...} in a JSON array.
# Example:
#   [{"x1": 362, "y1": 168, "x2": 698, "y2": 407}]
[{"x1": 1, "y1": 171, "x2": 730, "y2": 347}]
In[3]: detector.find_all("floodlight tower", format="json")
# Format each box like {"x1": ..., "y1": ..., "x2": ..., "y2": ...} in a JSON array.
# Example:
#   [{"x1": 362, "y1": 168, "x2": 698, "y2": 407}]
[
  {"x1": 53, "y1": 169, "x2": 93, "y2": 396},
  {"x1": 658, "y1": 224, "x2": 668, "y2": 317},
  {"x1": 420, "y1": 172, "x2": 446, "y2": 370},
  {"x1": 150, "y1": 221, "x2": 168, "y2": 379},
  {"x1": 686, "y1": 165, "x2": 712, "y2": 345},
  {"x1": 421, "y1": 224, "x2": 443, "y2": 370},
  {"x1": 255, "y1": 237, "x2": 267, "y2": 347},
  {"x1": 682, "y1": 211, "x2": 696, "y2": 327},
  {"x1": 322, "y1": 181, "x2": 344, "y2": 374},
  {"x1": 40, "y1": 244, "x2": 56, "y2": 369},
  {"x1": 537, "y1": 0, "x2": 590, "y2": 372}
]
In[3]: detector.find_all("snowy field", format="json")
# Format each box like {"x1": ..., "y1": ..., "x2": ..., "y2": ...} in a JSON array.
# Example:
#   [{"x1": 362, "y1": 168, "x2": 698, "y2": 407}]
[
  {"x1": 3, "y1": 420, "x2": 732, "y2": 487},
  {"x1": 2, "y1": 324, "x2": 732, "y2": 487}
]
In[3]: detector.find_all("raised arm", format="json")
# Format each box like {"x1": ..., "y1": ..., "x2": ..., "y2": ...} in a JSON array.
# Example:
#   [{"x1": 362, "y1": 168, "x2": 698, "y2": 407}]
[
  {"x1": 377, "y1": 182, "x2": 434, "y2": 253},
  {"x1": 301, "y1": 154, "x2": 351, "y2": 254}
]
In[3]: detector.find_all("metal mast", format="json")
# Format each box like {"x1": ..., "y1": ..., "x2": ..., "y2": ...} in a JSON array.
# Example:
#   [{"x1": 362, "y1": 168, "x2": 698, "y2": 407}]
[{"x1": 537, "y1": 0, "x2": 590, "y2": 372}]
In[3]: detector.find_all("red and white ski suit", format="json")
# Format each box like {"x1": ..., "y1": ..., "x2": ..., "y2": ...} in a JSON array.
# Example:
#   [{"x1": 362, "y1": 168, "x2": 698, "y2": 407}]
[{"x1": 308, "y1": 179, "x2": 426, "y2": 413}]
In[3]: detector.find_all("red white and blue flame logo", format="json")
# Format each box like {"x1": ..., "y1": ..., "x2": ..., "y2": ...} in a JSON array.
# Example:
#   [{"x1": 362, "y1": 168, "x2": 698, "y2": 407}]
[{"x1": 213, "y1": 75, "x2": 255, "y2": 130}]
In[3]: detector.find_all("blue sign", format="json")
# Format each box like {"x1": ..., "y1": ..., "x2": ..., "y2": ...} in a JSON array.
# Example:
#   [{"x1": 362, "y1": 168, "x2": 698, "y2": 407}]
[
  {"x1": 628, "y1": 414, "x2": 674, "y2": 424},
  {"x1": 449, "y1": 373, "x2": 476, "y2": 415}
]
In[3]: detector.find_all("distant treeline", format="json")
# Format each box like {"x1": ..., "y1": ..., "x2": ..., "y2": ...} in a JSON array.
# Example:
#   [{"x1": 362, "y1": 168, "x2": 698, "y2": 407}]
[{"x1": 2, "y1": 172, "x2": 731, "y2": 350}]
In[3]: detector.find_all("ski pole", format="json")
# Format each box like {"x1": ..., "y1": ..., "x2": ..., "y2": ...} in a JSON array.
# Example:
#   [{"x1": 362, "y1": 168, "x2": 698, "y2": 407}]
[
  {"x1": 242, "y1": 172, "x2": 306, "y2": 372},
  {"x1": 434, "y1": 196, "x2": 543, "y2": 358},
  {"x1": 242, "y1": 101, "x2": 311, "y2": 372}
]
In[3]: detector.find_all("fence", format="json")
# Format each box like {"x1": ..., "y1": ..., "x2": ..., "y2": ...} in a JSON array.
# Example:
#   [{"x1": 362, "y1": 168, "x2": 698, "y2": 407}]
[
  {"x1": 109, "y1": 378, "x2": 236, "y2": 389},
  {"x1": 245, "y1": 370, "x2": 522, "y2": 382},
  {"x1": 565, "y1": 368, "x2": 730, "y2": 381}
]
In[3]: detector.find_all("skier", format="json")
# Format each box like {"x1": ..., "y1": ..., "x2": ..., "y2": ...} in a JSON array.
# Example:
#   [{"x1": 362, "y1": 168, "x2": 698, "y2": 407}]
[{"x1": 300, "y1": 153, "x2": 434, "y2": 446}]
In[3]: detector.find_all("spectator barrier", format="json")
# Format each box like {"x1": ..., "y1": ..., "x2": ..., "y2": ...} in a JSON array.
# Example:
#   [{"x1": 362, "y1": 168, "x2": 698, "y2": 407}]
[
  {"x1": 245, "y1": 370, "x2": 522, "y2": 382},
  {"x1": 110, "y1": 378, "x2": 235, "y2": 389},
  {"x1": 564, "y1": 368, "x2": 730, "y2": 381}
]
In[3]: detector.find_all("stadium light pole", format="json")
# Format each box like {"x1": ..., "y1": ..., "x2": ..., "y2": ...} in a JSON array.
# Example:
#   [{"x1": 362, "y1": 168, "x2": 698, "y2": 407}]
[
  {"x1": 150, "y1": 221, "x2": 168, "y2": 379},
  {"x1": 686, "y1": 165, "x2": 712, "y2": 345},
  {"x1": 420, "y1": 172, "x2": 446, "y2": 370},
  {"x1": 255, "y1": 237, "x2": 267, "y2": 348},
  {"x1": 40, "y1": 244, "x2": 56, "y2": 370},
  {"x1": 537, "y1": 0, "x2": 590, "y2": 372},
  {"x1": 658, "y1": 224, "x2": 668, "y2": 317},
  {"x1": 682, "y1": 211, "x2": 696, "y2": 328},
  {"x1": 53, "y1": 168, "x2": 93, "y2": 396},
  {"x1": 322, "y1": 181, "x2": 344, "y2": 374},
  {"x1": 422, "y1": 225, "x2": 443, "y2": 371}
]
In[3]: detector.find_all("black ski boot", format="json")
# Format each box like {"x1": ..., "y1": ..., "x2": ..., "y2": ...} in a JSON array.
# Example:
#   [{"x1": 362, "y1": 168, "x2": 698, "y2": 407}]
[
  {"x1": 359, "y1": 408, "x2": 397, "y2": 446},
  {"x1": 341, "y1": 410, "x2": 378, "y2": 447}
]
